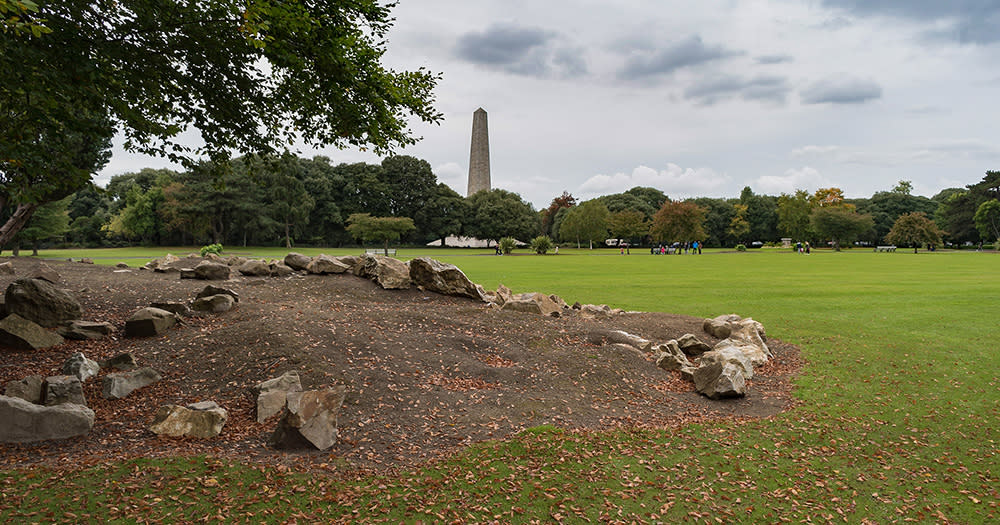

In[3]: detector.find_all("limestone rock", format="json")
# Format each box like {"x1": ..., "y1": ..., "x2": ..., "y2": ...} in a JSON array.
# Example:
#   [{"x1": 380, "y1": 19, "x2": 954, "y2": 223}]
[
  {"x1": 196, "y1": 285, "x2": 239, "y2": 303},
  {"x1": 149, "y1": 401, "x2": 228, "y2": 438},
  {"x1": 501, "y1": 292, "x2": 561, "y2": 317},
  {"x1": 193, "y1": 261, "x2": 231, "y2": 280},
  {"x1": 702, "y1": 314, "x2": 743, "y2": 339},
  {"x1": 283, "y1": 252, "x2": 312, "y2": 271},
  {"x1": 252, "y1": 371, "x2": 303, "y2": 423},
  {"x1": 62, "y1": 352, "x2": 100, "y2": 382},
  {"x1": 336, "y1": 255, "x2": 360, "y2": 272},
  {"x1": 693, "y1": 361, "x2": 746, "y2": 399},
  {"x1": 179, "y1": 268, "x2": 196, "y2": 279},
  {"x1": 0, "y1": 314, "x2": 64, "y2": 350},
  {"x1": 0, "y1": 395, "x2": 94, "y2": 443},
  {"x1": 44, "y1": 375, "x2": 86, "y2": 406},
  {"x1": 5, "y1": 375, "x2": 44, "y2": 403},
  {"x1": 269, "y1": 263, "x2": 294, "y2": 277},
  {"x1": 4, "y1": 278, "x2": 82, "y2": 328},
  {"x1": 102, "y1": 367, "x2": 162, "y2": 399},
  {"x1": 100, "y1": 352, "x2": 138, "y2": 371},
  {"x1": 115, "y1": 262, "x2": 129, "y2": 269},
  {"x1": 268, "y1": 386, "x2": 347, "y2": 450},
  {"x1": 0, "y1": 262, "x2": 14, "y2": 275},
  {"x1": 307, "y1": 254, "x2": 352, "y2": 275},
  {"x1": 653, "y1": 340, "x2": 693, "y2": 371},
  {"x1": 79, "y1": 258, "x2": 94, "y2": 264},
  {"x1": 549, "y1": 294, "x2": 569, "y2": 309},
  {"x1": 408, "y1": 257, "x2": 485, "y2": 300},
  {"x1": 58, "y1": 320, "x2": 115, "y2": 340},
  {"x1": 28, "y1": 263, "x2": 60, "y2": 283},
  {"x1": 494, "y1": 284, "x2": 513, "y2": 306},
  {"x1": 124, "y1": 307, "x2": 178, "y2": 337},
  {"x1": 357, "y1": 254, "x2": 411, "y2": 290},
  {"x1": 677, "y1": 333, "x2": 712, "y2": 356},
  {"x1": 578, "y1": 304, "x2": 613, "y2": 319},
  {"x1": 587, "y1": 330, "x2": 652, "y2": 351},
  {"x1": 150, "y1": 301, "x2": 192, "y2": 317},
  {"x1": 238, "y1": 259, "x2": 271, "y2": 277},
  {"x1": 699, "y1": 347, "x2": 755, "y2": 380},
  {"x1": 191, "y1": 294, "x2": 234, "y2": 313}
]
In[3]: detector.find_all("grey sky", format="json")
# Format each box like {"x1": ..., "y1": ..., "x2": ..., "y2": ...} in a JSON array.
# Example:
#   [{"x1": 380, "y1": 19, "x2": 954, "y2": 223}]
[{"x1": 99, "y1": 0, "x2": 1000, "y2": 209}]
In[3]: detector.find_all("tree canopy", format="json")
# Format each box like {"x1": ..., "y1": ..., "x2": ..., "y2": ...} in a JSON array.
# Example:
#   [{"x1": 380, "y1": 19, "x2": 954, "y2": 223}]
[
  {"x1": 649, "y1": 200, "x2": 707, "y2": 243},
  {"x1": 885, "y1": 212, "x2": 943, "y2": 253}
]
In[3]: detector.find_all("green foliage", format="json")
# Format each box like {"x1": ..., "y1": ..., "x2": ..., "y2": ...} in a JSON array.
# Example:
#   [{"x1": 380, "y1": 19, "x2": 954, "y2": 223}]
[
  {"x1": 199, "y1": 243, "x2": 223, "y2": 256},
  {"x1": 810, "y1": 206, "x2": 874, "y2": 250},
  {"x1": 346, "y1": 213, "x2": 415, "y2": 253},
  {"x1": 465, "y1": 189, "x2": 540, "y2": 244},
  {"x1": 558, "y1": 200, "x2": 610, "y2": 249},
  {"x1": 726, "y1": 203, "x2": 750, "y2": 243},
  {"x1": 498, "y1": 237, "x2": 517, "y2": 254},
  {"x1": 973, "y1": 199, "x2": 1000, "y2": 241},
  {"x1": 885, "y1": 212, "x2": 943, "y2": 252},
  {"x1": 607, "y1": 209, "x2": 648, "y2": 244},
  {"x1": 735, "y1": 243, "x2": 747, "y2": 251},
  {"x1": 529, "y1": 235, "x2": 552, "y2": 254},
  {"x1": 777, "y1": 190, "x2": 812, "y2": 241},
  {"x1": 650, "y1": 200, "x2": 706, "y2": 244}
]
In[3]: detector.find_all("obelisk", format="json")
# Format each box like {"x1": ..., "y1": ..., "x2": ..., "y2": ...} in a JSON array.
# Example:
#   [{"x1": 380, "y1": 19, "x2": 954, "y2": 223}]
[{"x1": 467, "y1": 108, "x2": 491, "y2": 196}]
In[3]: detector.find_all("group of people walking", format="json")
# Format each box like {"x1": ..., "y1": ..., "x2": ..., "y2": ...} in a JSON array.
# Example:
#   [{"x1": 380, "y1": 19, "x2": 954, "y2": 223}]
[
  {"x1": 794, "y1": 241, "x2": 811, "y2": 254},
  {"x1": 650, "y1": 241, "x2": 702, "y2": 255}
]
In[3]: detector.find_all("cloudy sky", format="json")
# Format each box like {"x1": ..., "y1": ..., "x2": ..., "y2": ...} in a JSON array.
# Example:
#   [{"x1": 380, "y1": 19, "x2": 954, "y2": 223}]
[{"x1": 99, "y1": 0, "x2": 1000, "y2": 209}]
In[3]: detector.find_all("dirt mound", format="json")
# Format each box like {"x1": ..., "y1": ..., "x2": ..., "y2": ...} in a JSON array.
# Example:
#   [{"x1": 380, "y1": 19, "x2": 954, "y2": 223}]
[{"x1": 0, "y1": 258, "x2": 801, "y2": 474}]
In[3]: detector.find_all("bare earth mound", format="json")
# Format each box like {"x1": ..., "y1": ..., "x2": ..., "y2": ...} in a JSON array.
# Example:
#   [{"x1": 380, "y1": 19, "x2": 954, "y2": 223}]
[{"x1": 0, "y1": 258, "x2": 802, "y2": 475}]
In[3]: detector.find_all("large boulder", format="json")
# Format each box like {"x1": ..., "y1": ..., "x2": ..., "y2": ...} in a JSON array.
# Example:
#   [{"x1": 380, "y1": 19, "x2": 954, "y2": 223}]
[
  {"x1": 238, "y1": 259, "x2": 271, "y2": 277},
  {"x1": 100, "y1": 352, "x2": 138, "y2": 371},
  {"x1": 196, "y1": 285, "x2": 239, "y2": 303},
  {"x1": 700, "y1": 346, "x2": 755, "y2": 379},
  {"x1": 501, "y1": 292, "x2": 561, "y2": 317},
  {"x1": 28, "y1": 263, "x2": 60, "y2": 283},
  {"x1": 4, "y1": 278, "x2": 81, "y2": 328},
  {"x1": 494, "y1": 284, "x2": 514, "y2": 306},
  {"x1": 653, "y1": 340, "x2": 693, "y2": 371},
  {"x1": 702, "y1": 314, "x2": 743, "y2": 339},
  {"x1": 193, "y1": 261, "x2": 231, "y2": 281},
  {"x1": 0, "y1": 395, "x2": 94, "y2": 443},
  {"x1": 269, "y1": 263, "x2": 294, "y2": 277},
  {"x1": 191, "y1": 294, "x2": 235, "y2": 313},
  {"x1": 0, "y1": 314, "x2": 64, "y2": 350},
  {"x1": 43, "y1": 375, "x2": 86, "y2": 406},
  {"x1": 150, "y1": 301, "x2": 192, "y2": 317},
  {"x1": 124, "y1": 307, "x2": 178, "y2": 337},
  {"x1": 677, "y1": 333, "x2": 712, "y2": 356},
  {"x1": 578, "y1": 304, "x2": 615, "y2": 319},
  {"x1": 268, "y1": 386, "x2": 347, "y2": 450},
  {"x1": 252, "y1": 371, "x2": 303, "y2": 423},
  {"x1": 307, "y1": 254, "x2": 352, "y2": 275},
  {"x1": 57, "y1": 320, "x2": 115, "y2": 341},
  {"x1": 356, "y1": 254, "x2": 411, "y2": 290},
  {"x1": 149, "y1": 401, "x2": 229, "y2": 438},
  {"x1": 62, "y1": 352, "x2": 100, "y2": 382},
  {"x1": 4, "y1": 375, "x2": 44, "y2": 404},
  {"x1": 408, "y1": 257, "x2": 485, "y2": 300},
  {"x1": 283, "y1": 252, "x2": 312, "y2": 271},
  {"x1": 693, "y1": 361, "x2": 746, "y2": 399},
  {"x1": 586, "y1": 330, "x2": 652, "y2": 352},
  {"x1": 102, "y1": 367, "x2": 162, "y2": 399}
]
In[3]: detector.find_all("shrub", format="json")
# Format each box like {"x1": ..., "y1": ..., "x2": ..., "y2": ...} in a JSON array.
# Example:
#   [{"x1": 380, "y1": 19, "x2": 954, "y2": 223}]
[
  {"x1": 498, "y1": 237, "x2": 517, "y2": 255},
  {"x1": 736, "y1": 244, "x2": 747, "y2": 252},
  {"x1": 530, "y1": 235, "x2": 553, "y2": 254},
  {"x1": 200, "y1": 243, "x2": 223, "y2": 256}
]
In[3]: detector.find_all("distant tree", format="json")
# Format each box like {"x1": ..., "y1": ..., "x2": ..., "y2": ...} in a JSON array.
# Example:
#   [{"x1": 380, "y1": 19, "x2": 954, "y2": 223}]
[
  {"x1": 892, "y1": 180, "x2": 914, "y2": 195},
  {"x1": 346, "y1": 213, "x2": 415, "y2": 255},
  {"x1": 777, "y1": 190, "x2": 812, "y2": 241},
  {"x1": 105, "y1": 184, "x2": 166, "y2": 244},
  {"x1": 859, "y1": 188, "x2": 938, "y2": 244},
  {"x1": 558, "y1": 200, "x2": 610, "y2": 249},
  {"x1": 973, "y1": 199, "x2": 1000, "y2": 244},
  {"x1": 623, "y1": 186, "x2": 668, "y2": 212},
  {"x1": 690, "y1": 197, "x2": 734, "y2": 247},
  {"x1": 886, "y1": 212, "x2": 943, "y2": 253},
  {"x1": 727, "y1": 204, "x2": 750, "y2": 244},
  {"x1": 649, "y1": 200, "x2": 707, "y2": 244},
  {"x1": 933, "y1": 171, "x2": 1000, "y2": 243},
  {"x1": 608, "y1": 209, "x2": 648, "y2": 245},
  {"x1": 596, "y1": 191, "x2": 659, "y2": 219},
  {"x1": 810, "y1": 207, "x2": 874, "y2": 251},
  {"x1": 259, "y1": 155, "x2": 315, "y2": 249},
  {"x1": 529, "y1": 235, "x2": 552, "y2": 254},
  {"x1": 540, "y1": 191, "x2": 576, "y2": 237},
  {"x1": 380, "y1": 155, "x2": 437, "y2": 240},
  {"x1": 15, "y1": 197, "x2": 70, "y2": 255},
  {"x1": 810, "y1": 187, "x2": 850, "y2": 208},
  {"x1": 465, "y1": 189, "x2": 539, "y2": 245},
  {"x1": 419, "y1": 184, "x2": 469, "y2": 245}
]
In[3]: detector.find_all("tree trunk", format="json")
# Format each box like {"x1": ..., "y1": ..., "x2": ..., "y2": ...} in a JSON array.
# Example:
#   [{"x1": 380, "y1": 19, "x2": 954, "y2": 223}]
[
  {"x1": 384, "y1": 238, "x2": 389, "y2": 256},
  {"x1": 32, "y1": 241, "x2": 39, "y2": 256},
  {"x1": 284, "y1": 222, "x2": 292, "y2": 249},
  {"x1": 0, "y1": 203, "x2": 39, "y2": 248}
]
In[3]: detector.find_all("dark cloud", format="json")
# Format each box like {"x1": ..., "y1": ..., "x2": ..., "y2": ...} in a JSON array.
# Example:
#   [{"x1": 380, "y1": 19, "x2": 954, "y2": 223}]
[
  {"x1": 800, "y1": 76, "x2": 883, "y2": 104},
  {"x1": 455, "y1": 23, "x2": 587, "y2": 77},
  {"x1": 618, "y1": 35, "x2": 743, "y2": 79},
  {"x1": 684, "y1": 74, "x2": 791, "y2": 105},
  {"x1": 822, "y1": 0, "x2": 1000, "y2": 44},
  {"x1": 755, "y1": 54, "x2": 794, "y2": 64}
]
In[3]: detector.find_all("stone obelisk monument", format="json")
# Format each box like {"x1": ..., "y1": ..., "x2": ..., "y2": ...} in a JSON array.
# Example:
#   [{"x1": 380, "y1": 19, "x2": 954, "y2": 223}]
[{"x1": 467, "y1": 108, "x2": 491, "y2": 196}]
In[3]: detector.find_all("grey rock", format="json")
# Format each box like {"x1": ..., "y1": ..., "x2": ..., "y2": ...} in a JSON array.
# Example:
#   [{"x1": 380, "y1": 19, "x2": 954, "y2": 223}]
[
  {"x1": 193, "y1": 261, "x2": 231, "y2": 280},
  {"x1": 4, "y1": 278, "x2": 82, "y2": 328},
  {"x1": 501, "y1": 292, "x2": 561, "y2": 317},
  {"x1": 269, "y1": 263, "x2": 294, "y2": 277},
  {"x1": 79, "y1": 258, "x2": 94, "y2": 264},
  {"x1": 0, "y1": 262, "x2": 14, "y2": 275},
  {"x1": 58, "y1": 320, "x2": 115, "y2": 340},
  {"x1": 179, "y1": 268, "x2": 196, "y2": 279},
  {"x1": 677, "y1": 333, "x2": 712, "y2": 356},
  {"x1": 653, "y1": 340, "x2": 693, "y2": 371},
  {"x1": 693, "y1": 361, "x2": 746, "y2": 399},
  {"x1": 408, "y1": 257, "x2": 486, "y2": 300},
  {"x1": 124, "y1": 307, "x2": 178, "y2": 337},
  {"x1": 150, "y1": 301, "x2": 192, "y2": 317},
  {"x1": 494, "y1": 284, "x2": 513, "y2": 306},
  {"x1": 149, "y1": 401, "x2": 228, "y2": 438},
  {"x1": 0, "y1": 314, "x2": 64, "y2": 350},
  {"x1": 191, "y1": 294, "x2": 234, "y2": 313},
  {"x1": 578, "y1": 303, "x2": 614, "y2": 319},
  {"x1": 283, "y1": 252, "x2": 313, "y2": 271},
  {"x1": 28, "y1": 263, "x2": 60, "y2": 283},
  {"x1": 587, "y1": 330, "x2": 652, "y2": 352},
  {"x1": 100, "y1": 352, "x2": 138, "y2": 371},
  {"x1": 703, "y1": 314, "x2": 743, "y2": 339},
  {"x1": 102, "y1": 367, "x2": 162, "y2": 399},
  {"x1": 62, "y1": 352, "x2": 100, "y2": 382},
  {"x1": 0, "y1": 395, "x2": 94, "y2": 443},
  {"x1": 115, "y1": 262, "x2": 129, "y2": 269},
  {"x1": 196, "y1": 285, "x2": 239, "y2": 303},
  {"x1": 307, "y1": 254, "x2": 352, "y2": 275},
  {"x1": 269, "y1": 385, "x2": 347, "y2": 450},
  {"x1": 5, "y1": 375, "x2": 44, "y2": 403},
  {"x1": 238, "y1": 259, "x2": 271, "y2": 277},
  {"x1": 356, "y1": 254, "x2": 411, "y2": 290},
  {"x1": 44, "y1": 375, "x2": 86, "y2": 406},
  {"x1": 252, "y1": 371, "x2": 303, "y2": 423}
]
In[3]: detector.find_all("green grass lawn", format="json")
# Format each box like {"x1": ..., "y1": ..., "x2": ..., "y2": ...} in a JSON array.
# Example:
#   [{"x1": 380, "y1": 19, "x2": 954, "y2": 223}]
[{"x1": 2, "y1": 248, "x2": 997, "y2": 523}]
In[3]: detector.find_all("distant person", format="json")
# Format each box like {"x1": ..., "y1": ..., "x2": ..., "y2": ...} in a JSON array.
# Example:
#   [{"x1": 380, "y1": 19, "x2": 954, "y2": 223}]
[
  {"x1": 805, "y1": 242, "x2": 811, "y2": 255},
  {"x1": 554, "y1": 246, "x2": 559, "y2": 254},
  {"x1": 795, "y1": 241, "x2": 802, "y2": 253},
  {"x1": 697, "y1": 241, "x2": 702, "y2": 254},
  {"x1": 650, "y1": 246, "x2": 655, "y2": 255},
  {"x1": 620, "y1": 246, "x2": 624, "y2": 255}
]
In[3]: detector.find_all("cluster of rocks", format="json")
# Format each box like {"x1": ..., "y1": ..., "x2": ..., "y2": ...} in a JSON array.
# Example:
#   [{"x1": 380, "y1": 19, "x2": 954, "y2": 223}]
[
  {"x1": 124, "y1": 285, "x2": 240, "y2": 337},
  {"x1": 144, "y1": 253, "x2": 294, "y2": 280},
  {"x1": 586, "y1": 313, "x2": 772, "y2": 399},
  {"x1": 254, "y1": 371, "x2": 347, "y2": 450},
  {"x1": 1, "y1": 350, "x2": 160, "y2": 443}
]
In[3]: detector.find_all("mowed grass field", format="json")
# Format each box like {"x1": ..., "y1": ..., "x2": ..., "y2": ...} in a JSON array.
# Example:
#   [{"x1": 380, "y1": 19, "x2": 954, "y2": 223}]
[{"x1": 2, "y1": 248, "x2": 997, "y2": 523}]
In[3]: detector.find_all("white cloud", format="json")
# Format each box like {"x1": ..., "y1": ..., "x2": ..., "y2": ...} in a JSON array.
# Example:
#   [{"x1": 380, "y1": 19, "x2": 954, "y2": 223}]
[
  {"x1": 791, "y1": 145, "x2": 840, "y2": 157},
  {"x1": 433, "y1": 161, "x2": 465, "y2": 195},
  {"x1": 752, "y1": 167, "x2": 831, "y2": 195},
  {"x1": 578, "y1": 164, "x2": 732, "y2": 200}
]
